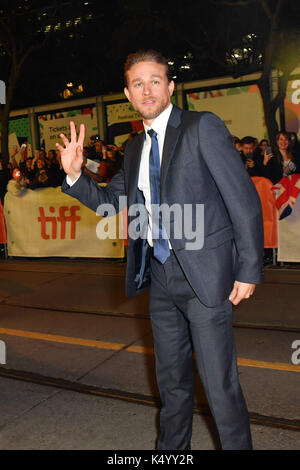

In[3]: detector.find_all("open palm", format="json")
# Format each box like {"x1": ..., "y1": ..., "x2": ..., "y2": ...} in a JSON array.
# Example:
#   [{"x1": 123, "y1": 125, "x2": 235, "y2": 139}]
[{"x1": 56, "y1": 121, "x2": 85, "y2": 181}]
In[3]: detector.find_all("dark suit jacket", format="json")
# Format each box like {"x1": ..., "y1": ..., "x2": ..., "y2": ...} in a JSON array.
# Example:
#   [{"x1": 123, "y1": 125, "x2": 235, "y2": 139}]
[{"x1": 62, "y1": 106, "x2": 264, "y2": 307}]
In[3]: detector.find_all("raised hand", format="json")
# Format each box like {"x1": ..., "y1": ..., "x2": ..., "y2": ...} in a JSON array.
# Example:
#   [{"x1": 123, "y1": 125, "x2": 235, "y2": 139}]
[
  {"x1": 56, "y1": 121, "x2": 85, "y2": 182},
  {"x1": 263, "y1": 149, "x2": 274, "y2": 166}
]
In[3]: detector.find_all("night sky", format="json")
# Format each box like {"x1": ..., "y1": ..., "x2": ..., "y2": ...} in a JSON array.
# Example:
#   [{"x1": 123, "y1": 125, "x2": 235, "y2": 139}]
[{"x1": 0, "y1": 0, "x2": 299, "y2": 109}]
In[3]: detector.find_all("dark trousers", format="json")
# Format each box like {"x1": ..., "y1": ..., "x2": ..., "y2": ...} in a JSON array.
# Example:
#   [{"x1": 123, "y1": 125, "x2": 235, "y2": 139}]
[{"x1": 149, "y1": 250, "x2": 252, "y2": 450}]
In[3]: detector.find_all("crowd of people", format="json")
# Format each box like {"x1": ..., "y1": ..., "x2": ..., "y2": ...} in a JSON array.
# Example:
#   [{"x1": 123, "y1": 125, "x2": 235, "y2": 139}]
[
  {"x1": 234, "y1": 131, "x2": 300, "y2": 184},
  {"x1": 0, "y1": 129, "x2": 300, "y2": 205},
  {"x1": 0, "y1": 134, "x2": 124, "y2": 203}
]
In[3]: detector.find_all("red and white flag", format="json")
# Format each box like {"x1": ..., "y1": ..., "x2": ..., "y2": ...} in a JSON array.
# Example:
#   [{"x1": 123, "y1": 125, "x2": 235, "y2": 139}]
[{"x1": 272, "y1": 174, "x2": 300, "y2": 220}]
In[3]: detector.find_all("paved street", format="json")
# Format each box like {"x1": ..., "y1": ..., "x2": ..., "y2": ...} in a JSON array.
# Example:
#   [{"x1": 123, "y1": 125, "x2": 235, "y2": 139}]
[{"x1": 0, "y1": 258, "x2": 299, "y2": 450}]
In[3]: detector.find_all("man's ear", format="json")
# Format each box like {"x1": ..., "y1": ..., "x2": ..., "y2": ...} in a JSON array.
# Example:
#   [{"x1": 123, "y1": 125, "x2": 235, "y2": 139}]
[
  {"x1": 168, "y1": 80, "x2": 175, "y2": 97},
  {"x1": 124, "y1": 87, "x2": 130, "y2": 102}
]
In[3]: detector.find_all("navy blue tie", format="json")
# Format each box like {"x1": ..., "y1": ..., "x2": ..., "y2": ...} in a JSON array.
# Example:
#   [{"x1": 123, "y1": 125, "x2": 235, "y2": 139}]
[{"x1": 147, "y1": 129, "x2": 170, "y2": 263}]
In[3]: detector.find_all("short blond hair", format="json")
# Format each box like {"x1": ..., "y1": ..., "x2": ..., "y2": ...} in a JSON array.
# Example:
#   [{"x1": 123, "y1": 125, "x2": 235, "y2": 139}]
[{"x1": 124, "y1": 49, "x2": 172, "y2": 87}]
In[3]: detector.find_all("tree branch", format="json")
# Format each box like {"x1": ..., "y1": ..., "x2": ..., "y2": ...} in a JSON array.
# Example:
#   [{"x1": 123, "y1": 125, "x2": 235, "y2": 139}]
[
  {"x1": 262, "y1": 0, "x2": 283, "y2": 22},
  {"x1": 261, "y1": 0, "x2": 272, "y2": 19}
]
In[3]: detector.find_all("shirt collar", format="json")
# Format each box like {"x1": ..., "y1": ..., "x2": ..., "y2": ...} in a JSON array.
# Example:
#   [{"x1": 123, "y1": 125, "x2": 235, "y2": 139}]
[{"x1": 143, "y1": 103, "x2": 173, "y2": 138}]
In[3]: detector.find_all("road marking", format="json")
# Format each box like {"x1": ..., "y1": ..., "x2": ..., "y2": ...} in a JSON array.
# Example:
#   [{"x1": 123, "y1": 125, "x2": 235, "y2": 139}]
[
  {"x1": 0, "y1": 328, "x2": 124, "y2": 351},
  {"x1": 0, "y1": 327, "x2": 299, "y2": 373},
  {"x1": 237, "y1": 357, "x2": 300, "y2": 372}
]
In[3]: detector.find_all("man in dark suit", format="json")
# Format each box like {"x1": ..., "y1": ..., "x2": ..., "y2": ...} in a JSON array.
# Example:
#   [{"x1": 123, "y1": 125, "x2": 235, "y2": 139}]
[{"x1": 57, "y1": 50, "x2": 263, "y2": 450}]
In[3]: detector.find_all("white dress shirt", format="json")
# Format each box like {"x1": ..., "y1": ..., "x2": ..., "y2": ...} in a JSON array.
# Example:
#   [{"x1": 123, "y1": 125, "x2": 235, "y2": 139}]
[
  {"x1": 67, "y1": 103, "x2": 173, "y2": 247},
  {"x1": 138, "y1": 103, "x2": 173, "y2": 247}
]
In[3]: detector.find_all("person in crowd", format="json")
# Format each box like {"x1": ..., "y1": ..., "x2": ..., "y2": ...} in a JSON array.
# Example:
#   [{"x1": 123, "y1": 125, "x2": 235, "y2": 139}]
[
  {"x1": 30, "y1": 149, "x2": 43, "y2": 172},
  {"x1": 27, "y1": 156, "x2": 55, "y2": 189},
  {"x1": 39, "y1": 148, "x2": 47, "y2": 159},
  {"x1": 289, "y1": 132, "x2": 300, "y2": 159},
  {"x1": 20, "y1": 157, "x2": 36, "y2": 185},
  {"x1": 120, "y1": 131, "x2": 139, "y2": 152},
  {"x1": 46, "y1": 149, "x2": 59, "y2": 169},
  {"x1": 259, "y1": 139, "x2": 269, "y2": 155},
  {"x1": 82, "y1": 154, "x2": 102, "y2": 182},
  {"x1": 88, "y1": 135, "x2": 104, "y2": 162},
  {"x1": 6, "y1": 161, "x2": 14, "y2": 178},
  {"x1": 46, "y1": 149, "x2": 64, "y2": 186},
  {"x1": 98, "y1": 144, "x2": 122, "y2": 183},
  {"x1": 83, "y1": 146, "x2": 92, "y2": 159},
  {"x1": 232, "y1": 136, "x2": 241, "y2": 152},
  {"x1": 57, "y1": 49, "x2": 263, "y2": 451},
  {"x1": 55, "y1": 150, "x2": 66, "y2": 186},
  {"x1": 9, "y1": 146, "x2": 21, "y2": 170},
  {"x1": 17, "y1": 146, "x2": 34, "y2": 184},
  {"x1": 262, "y1": 131, "x2": 300, "y2": 184},
  {"x1": 240, "y1": 135, "x2": 263, "y2": 177}
]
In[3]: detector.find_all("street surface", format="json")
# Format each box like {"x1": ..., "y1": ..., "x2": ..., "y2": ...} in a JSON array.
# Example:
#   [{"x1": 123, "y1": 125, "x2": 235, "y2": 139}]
[{"x1": 0, "y1": 258, "x2": 299, "y2": 450}]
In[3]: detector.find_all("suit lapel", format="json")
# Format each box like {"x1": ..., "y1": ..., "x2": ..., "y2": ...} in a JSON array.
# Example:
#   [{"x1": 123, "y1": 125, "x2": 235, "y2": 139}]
[
  {"x1": 160, "y1": 106, "x2": 182, "y2": 192},
  {"x1": 126, "y1": 106, "x2": 182, "y2": 202},
  {"x1": 126, "y1": 132, "x2": 144, "y2": 204}
]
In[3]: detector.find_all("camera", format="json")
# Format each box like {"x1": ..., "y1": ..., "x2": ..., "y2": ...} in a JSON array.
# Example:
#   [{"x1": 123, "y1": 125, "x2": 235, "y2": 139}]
[{"x1": 90, "y1": 135, "x2": 101, "y2": 143}]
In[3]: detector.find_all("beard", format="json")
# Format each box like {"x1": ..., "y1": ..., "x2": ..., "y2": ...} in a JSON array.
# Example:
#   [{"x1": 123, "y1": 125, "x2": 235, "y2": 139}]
[{"x1": 135, "y1": 99, "x2": 170, "y2": 121}]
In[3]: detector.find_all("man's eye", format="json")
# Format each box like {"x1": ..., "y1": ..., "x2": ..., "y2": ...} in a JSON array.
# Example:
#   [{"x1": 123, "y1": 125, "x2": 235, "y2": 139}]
[
  {"x1": 153, "y1": 80, "x2": 159, "y2": 85},
  {"x1": 135, "y1": 82, "x2": 142, "y2": 87}
]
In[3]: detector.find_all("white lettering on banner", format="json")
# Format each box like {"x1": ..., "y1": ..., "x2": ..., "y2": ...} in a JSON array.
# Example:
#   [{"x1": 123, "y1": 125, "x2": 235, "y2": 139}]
[
  {"x1": 38, "y1": 206, "x2": 81, "y2": 239},
  {"x1": 291, "y1": 80, "x2": 300, "y2": 105},
  {"x1": 291, "y1": 340, "x2": 300, "y2": 365},
  {"x1": 0, "y1": 80, "x2": 5, "y2": 104},
  {"x1": 0, "y1": 340, "x2": 6, "y2": 364}
]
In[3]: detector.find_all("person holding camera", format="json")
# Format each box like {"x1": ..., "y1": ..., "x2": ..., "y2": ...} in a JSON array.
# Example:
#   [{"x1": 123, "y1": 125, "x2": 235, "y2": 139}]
[
  {"x1": 262, "y1": 131, "x2": 300, "y2": 184},
  {"x1": 27, "y1": 157, "x2": 54, "y2": 189},
  {"x1": 88, "y1": 135, "x2": 104, "y2": 162},
  {"x1": 240, "y1": 136, "x2": 263, "y2": 177}
]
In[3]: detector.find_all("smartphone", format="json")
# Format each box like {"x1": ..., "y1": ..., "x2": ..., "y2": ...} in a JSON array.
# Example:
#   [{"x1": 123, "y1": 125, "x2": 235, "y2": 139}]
[{"x1": 266, "y1": 146, "x2": 272, "y2": 154}]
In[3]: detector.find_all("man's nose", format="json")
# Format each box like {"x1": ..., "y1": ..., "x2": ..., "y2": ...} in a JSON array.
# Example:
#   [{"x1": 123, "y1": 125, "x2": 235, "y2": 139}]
[{"x1": 143, "y1": 83, "x2": 151, "y2": 95}]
